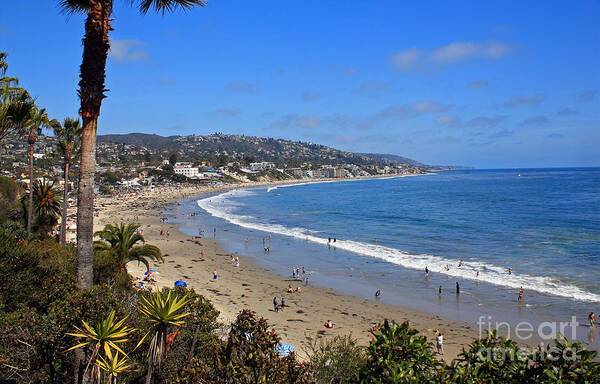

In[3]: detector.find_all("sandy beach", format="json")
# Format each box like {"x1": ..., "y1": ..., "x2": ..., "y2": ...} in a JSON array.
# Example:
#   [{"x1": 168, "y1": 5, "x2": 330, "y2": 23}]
[{"x1": 95, "y1": 182, "x2": 479, "y2": 361}]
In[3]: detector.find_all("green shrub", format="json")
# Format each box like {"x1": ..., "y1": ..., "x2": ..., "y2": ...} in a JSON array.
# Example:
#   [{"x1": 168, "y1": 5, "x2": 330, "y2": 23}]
[{"x1": 306, "y1": 333, "x2": 366, "y2": 384}]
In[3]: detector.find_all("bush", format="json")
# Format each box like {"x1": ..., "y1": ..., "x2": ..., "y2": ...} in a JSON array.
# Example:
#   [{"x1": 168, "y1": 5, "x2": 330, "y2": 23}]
[
  {"x1": 306, "y1": 333, "x2": 366, "y2": 383},
  {"x1": 359, "y1": 320, "x2": 443, "y2": 383}
]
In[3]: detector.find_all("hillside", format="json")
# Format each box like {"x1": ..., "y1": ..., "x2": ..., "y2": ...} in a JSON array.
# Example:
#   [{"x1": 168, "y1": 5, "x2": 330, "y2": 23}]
[{"x1": 97, "y1": 133, "x2": 427, "y2": 167}]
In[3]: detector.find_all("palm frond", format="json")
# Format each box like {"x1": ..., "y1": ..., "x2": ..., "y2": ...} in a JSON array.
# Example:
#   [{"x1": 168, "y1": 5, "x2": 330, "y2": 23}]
[{"x1": 136, "y1": 0, "x2": 207, "y2": 15}]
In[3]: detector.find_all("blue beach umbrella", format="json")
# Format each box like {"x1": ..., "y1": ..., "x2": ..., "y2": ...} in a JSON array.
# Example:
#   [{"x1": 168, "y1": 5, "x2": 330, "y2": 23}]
[
  {"x1": 275, "y1": 343, "x2": 294, "y2": 356},
  {"x1": 174, "y1": 280, "x2": 187, "y2": 287}
]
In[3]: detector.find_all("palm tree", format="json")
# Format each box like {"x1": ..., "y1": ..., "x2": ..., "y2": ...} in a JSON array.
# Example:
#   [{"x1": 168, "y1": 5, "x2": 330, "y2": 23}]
[
  {"x1": 59, "y1": 0, "x2": 207, "y2": 291},
  {"x1": 94, "y1": 222, "x2": 163, "y2": 273},
  {"x1": 52, "y1": 117, "x2": 82, "y2": 244},
  {"x1": 137, "y1": 290, "x2": 190, "y2": 384},
  {"x1": 21, "y1": 105, "x2": 52, "y2": 233},
  {"x1": 20, "y1": 178, "x2": 63, "y2": 232}
]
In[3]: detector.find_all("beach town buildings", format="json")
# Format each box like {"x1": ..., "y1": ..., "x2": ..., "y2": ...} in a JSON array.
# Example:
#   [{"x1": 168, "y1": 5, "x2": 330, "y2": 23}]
[
  {"x1": 249, "y1": 162, "x2": 275, "y2": 171},
  {"x1": 173, "y1": 162, "x2": 201, "y2": 178}
]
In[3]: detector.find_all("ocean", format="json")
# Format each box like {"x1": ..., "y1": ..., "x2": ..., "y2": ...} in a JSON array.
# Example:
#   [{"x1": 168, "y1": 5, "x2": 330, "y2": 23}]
[{"x1": 173, "y1": 168, "x2": 600, "y2": 345}]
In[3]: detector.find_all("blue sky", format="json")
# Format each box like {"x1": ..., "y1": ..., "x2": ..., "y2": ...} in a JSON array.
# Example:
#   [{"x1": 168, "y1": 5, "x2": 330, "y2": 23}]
[{"x1": 1, "y1": 1, "x2": 598, "y2": 168}]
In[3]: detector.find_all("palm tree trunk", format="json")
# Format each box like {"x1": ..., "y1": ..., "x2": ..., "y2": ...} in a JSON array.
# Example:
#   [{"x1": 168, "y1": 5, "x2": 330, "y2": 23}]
[
  {"x1": 76, "y1": 0, "x2": 112, "y2": 290},
  {"x1": 76, "y1": 118, "x2": 97, "y2": 289},
  {"x1": 60, "y1": 156, "x2": 70, "y2": 245},
  {"x1": 27, "y1": 135, "x2": 34, "y2": 233}
]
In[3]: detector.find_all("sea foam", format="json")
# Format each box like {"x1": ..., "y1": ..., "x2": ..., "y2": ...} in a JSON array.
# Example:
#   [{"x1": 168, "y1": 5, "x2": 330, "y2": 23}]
[{"x1": 198, "y1": 188, "x2": 600, "y2": 303}]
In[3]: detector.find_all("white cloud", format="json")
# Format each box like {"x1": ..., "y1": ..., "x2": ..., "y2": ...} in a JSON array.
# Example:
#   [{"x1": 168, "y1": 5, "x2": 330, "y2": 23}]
[
  {"x1": 521, "y1": 115, "x2": 548, "y2": 126},
  {"x1": 505, "y1": 93, "x2": 546, "y2": 107},
  {"x1": 355, "y1": 80, "x2": 391, "y2": 94},
  {"x1": 465, "y1": 115, "x2": 507, "y2": 127},
  {"x1": 389, "y1": 48, "x2": 423, "y2": 69},
  {"x1": 110, "y1": 39, "x2": 150, "y2": 62},
  {"x1": 301, "y1": 91, "x2": 321, "y2": 101},
  {"x1": 226, "y1": 81, "x2": 255, "y2": 93},
  {"x1": 216, "y1": 109, "x2": 241, "y2": 116},
  {"x1": 270, "y1": 114, "x2": 318, "y2": 129},
  {"x1": 468, "y1": 80, "x2": 488, "y2": 89},
  {"x1": 577, "y1": 89, "x2": 599, "y2": 103},
  {"x1": 389, "y1": 41, "x2": 515, "y2": 70},
  {"x1": 435, "y1": 115, "x2": 462, "y2": 126},
  {"x1": 381, "y1": 101, "x2": 452, "y2": 118}
]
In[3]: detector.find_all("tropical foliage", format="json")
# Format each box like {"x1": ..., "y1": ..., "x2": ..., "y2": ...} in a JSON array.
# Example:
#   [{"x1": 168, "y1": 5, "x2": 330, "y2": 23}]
[
  {"x1": 51, "y1": 117, "x2": 82, "y2": 244},
  {"x1": 94, "y1": 222, "x2": 163, "y2": 273},
  {"x1": 20, "y1": 178, "x2": 62, "y2": 234}
]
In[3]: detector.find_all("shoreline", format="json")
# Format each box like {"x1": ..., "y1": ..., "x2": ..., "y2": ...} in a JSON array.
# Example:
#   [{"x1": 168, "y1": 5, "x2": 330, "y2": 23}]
[{"x1": 96, "y1": 178, "x2": 481, "y2": 361}]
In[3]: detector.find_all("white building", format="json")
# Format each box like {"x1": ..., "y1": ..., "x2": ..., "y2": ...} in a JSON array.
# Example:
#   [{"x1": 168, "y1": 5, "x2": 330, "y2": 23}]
[
  {"x1": 174, "y1": 163, "x2": 201, "y2": 178},
  {"x1": 249, "y1": 162, "x2": 275, "y2": 171}
]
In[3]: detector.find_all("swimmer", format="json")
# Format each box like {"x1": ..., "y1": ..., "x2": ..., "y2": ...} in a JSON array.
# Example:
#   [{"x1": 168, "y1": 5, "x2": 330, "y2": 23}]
[
  {"x1": 508, "y1": 268, "x2": 512, "y2": 275},
  {"x1": 425, "y1": 266, "x2": 429, "y2": 276},
  {"x1": 458, "y1": 260, "x2": 463, "y2": 267}
]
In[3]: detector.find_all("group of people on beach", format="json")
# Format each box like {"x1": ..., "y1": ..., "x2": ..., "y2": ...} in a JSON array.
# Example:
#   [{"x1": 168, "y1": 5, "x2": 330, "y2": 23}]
[
  {"x1": 272, "y1": 296, "x2": 286, "y2": 312},
  {"x1": 291, "y1": 266, "x2": 310, "y2": 285}
]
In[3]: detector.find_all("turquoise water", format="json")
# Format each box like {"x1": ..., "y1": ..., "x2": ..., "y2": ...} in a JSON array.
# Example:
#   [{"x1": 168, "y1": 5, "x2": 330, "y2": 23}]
[{"x1": 171, "y1": 168, "x2": 600, "y2": 345}]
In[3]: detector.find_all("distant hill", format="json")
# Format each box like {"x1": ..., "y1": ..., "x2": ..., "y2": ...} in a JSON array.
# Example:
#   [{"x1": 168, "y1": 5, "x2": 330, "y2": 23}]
[{"x1": 97, "y1": 133, "x2": 430, "y2": 167}]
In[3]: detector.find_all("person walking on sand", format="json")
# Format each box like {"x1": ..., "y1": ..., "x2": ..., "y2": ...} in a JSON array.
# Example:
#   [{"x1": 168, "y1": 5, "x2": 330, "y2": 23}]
[
  {"x1": 280, "y1": 297, "x2": 285, "y2": 310},
  {"x1": 436, "y1": 332, "x2": 444, "y2": 354},
  {"x1": 273, "y1": 297, "x2": 279, "y2": 312},
  {"x1": 589, "y1": 312, "x2": 596, "y2": 328},
  {"x1": 213, "y1": 269, "x2": 218, "y2": 280}
]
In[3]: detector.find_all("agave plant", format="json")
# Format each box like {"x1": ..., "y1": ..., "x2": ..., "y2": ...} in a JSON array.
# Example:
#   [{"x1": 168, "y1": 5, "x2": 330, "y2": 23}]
[
  {"x1": 94, "y1": 222, "x2": 163, "y2": 273},
  {"x1": 67, "y1": 310, "x2": 135, "y2": 380},
  {"x1": 95, "y1": 349, "x2": 133, "y2": 384},
  {"x1": 137, "y1": 290, "x2": 190, "y2": 384}
]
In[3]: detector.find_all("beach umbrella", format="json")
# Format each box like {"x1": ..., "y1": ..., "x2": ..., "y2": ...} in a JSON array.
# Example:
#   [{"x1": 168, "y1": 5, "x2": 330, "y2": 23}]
[
  {"x1": 174, "y1": 280, "x2": 187, "y2": 287},
  {"x1": 275, "y1": 343, "x2": 294, "y2": 356}
]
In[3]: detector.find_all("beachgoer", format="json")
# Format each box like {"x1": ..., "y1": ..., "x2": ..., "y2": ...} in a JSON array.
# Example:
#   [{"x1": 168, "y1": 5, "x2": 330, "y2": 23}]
[
  {"x1": 235, "y1": 257, "x2": 240, "y2": 267},
  {"x1": 445, "y1": 265, "x2": 450, "y2": 271},
  {"x1": 508, "y1": 268, "x2": 512, "y2": 275},
  {"x1": 589, "y1": 312, "x2": 596, "y2": 328},
  {"x1": 425, "y1": 266, "x2": 429, "y2": 276},
  {"x1": 476, "y1": 271, "x2": 479, "y2": 278},
  {"x1": 292, "y1": 268, "x2": 296, "y2": 279},
  {"x1": 201, "y1": 250, "x2": 205, "y2": 260},
  {"x1": 518, "y1": 286, "x2": 524, "y2": 301},
  {"x1": 328, "y1": 237, "x2": 331, "y2": 243},
  {"x1": 436, "y1": 332, "x2": 444, "y2": 354},
  {"x1": 375, "y1": 289, "x2": 381, "y2": 298},
  {"x1": 458, "y1": 260, "x2": 463, "y2": 267},
  {"x1": 438, "y1": 285, "x2": 442, "y2": 295},
  {"x1": 374, "y1": 238, "x2": 378, "y2": 245},
  {"x1": 324, "y1": 320, "x2": 334, "y2": 329},
  {"x1": 213, "y1": 269, "x2": 218, "y2": 280},
  {"x1": 333, "y1": 238, "x2": 336, "y2": 243},
  {"x1": 305, "y1": 276, "x2": 309, "y2": 286},
  {"x1": 456, "y1": 282, "x2": 460, "y2": 294},
  {"x1": 273, "y1": 297, "x2": 279, "y2": 312},
  {"x1": 280, "y1": 298, "x2": 285, "y2": 309},
  {"x1": 287, "y1": 284, "x2": 294, "y2": 293},
  {"x1": 296, "y1": 286, "x2": 302, "y2": 293}
]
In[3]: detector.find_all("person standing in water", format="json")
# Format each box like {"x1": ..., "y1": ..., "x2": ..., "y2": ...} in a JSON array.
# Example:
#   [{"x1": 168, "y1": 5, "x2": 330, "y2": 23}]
[
  {"x1": 589, "y1": 312, "x2": 596, "y2": 328},
  {"x1": 518, "y1": 286, "x2": 524, "y2": 301},
  {"x1": 456, "y1": 282, "x2": 460, "y2": 295},
  {"x1": 425, "y1": 266, "x2": 429, "y2": 276},
  {"x1": 438, "y1": 286, "x2": 442, "y2": 295},
  {"x1": 375, "y1": 290, "x2": 381, "y2": 299}
]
